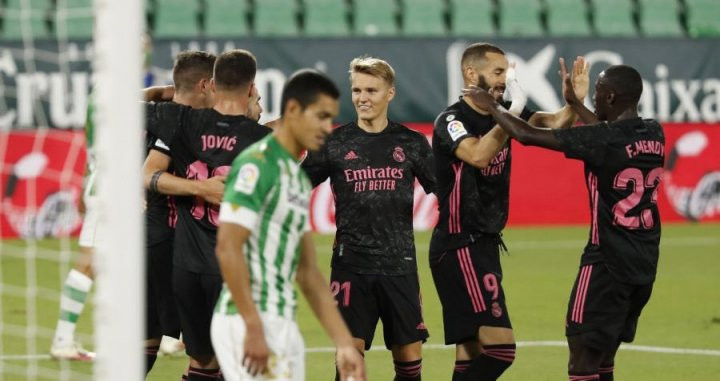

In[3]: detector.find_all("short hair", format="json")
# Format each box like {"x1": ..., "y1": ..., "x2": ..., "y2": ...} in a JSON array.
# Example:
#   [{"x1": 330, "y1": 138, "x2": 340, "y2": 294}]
[
  {"x1": 602, "y1": 64, "x2": 644, "y2": 105},
  {"x1": 461, "y1": 42, "x2": 506, "y2": 69},
  {"x1": 213, "y1": 49, "x2": 257, "y2": 92},
  {"x1": 172, "y1": 51, "x2": 216, "y2": 93},
  {"x1": 280, "y1": 69, "x2": 340, "y2": 116},
  {"x1": 349, "y1": 56, "x2": 395, "y2": 86}
]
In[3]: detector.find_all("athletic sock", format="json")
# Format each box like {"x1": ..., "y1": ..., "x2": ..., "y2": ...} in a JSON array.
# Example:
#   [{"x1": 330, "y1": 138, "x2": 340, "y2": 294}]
[
  {"x1": 569, "y1": 372, "x2": 600, "y2": 380},
  {"x1": 394, "y1": 359, "x2": 422, "y2": 380},
  {"x1": 52, "y1": 269, "x2": 93, "y2": 348},
  {"x1": 598, "y1": 366, "x2": 614, "y2": 381},
  {"x1": 145, "y1": 345, "x2": 159, "y2": 375},
  {"x1": 461, "y1": 344, "x2": 516, "y2": 381},
  {"x1": 452, "y1": 360, "x2": 472, "y2": 381},
  {"x1": 187, "y1": 367, "x2": 221, "y2": 380}
]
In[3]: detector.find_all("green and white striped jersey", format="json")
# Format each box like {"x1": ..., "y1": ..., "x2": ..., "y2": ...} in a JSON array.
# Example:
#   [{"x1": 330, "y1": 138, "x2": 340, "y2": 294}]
[{"x1": 215, "y1": 135, "x2": 311, "y2": 319}]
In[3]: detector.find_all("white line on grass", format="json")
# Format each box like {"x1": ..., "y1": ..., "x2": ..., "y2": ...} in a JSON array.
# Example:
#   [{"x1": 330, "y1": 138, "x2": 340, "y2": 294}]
[{"x1": 2, "y1": 341, "x2": 719, "y2": 361}]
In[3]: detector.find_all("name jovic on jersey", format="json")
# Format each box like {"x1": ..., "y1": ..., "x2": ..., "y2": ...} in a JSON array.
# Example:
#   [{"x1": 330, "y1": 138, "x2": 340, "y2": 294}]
[
  {"x1": 145, "y1": 102, "x2": 271, "y2": 274},
  {"x1": 302, "y1": 121, "x2": 435, "y2": 276},
  {"x1": 553, "y1": 118, "x2": 665, "y2": 285}
]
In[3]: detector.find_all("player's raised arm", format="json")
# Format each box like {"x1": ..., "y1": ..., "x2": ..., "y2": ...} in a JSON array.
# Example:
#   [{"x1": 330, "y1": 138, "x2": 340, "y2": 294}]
[
  {"x1": 215, "y1": 222, "x2": 270, "y2": 377},
  {"x1": 295, "y1": 233, "x2": 366, "y2": 381},
  {"x1": 142, "y1": 85, "x2": 175, "y2": 102},
  {"x1": 558, "y1": 58, "x2": 599, "y2": 124},
  {"x1": 527, "y1": 56, "x2": 590, "y2": 129},
  {"x1": 463, "y1": 86, "x2": 564, "y2": 151}
]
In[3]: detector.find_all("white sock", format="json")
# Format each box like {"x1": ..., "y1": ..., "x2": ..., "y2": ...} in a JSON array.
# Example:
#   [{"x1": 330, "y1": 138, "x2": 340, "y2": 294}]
[{"x1": 52, "y1": 269, "x2": 93, "y2": 347}]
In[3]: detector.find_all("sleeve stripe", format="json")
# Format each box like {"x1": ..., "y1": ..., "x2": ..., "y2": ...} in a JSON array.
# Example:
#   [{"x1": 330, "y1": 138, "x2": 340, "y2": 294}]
[{"x1": 218, "y1": 202, "x2": 259, "y2": 231}]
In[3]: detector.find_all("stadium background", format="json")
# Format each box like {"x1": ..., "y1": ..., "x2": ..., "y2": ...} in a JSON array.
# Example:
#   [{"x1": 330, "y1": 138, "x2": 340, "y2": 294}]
[{"x1": 0, "y1": 0, "x2": 719, "y2": 380}]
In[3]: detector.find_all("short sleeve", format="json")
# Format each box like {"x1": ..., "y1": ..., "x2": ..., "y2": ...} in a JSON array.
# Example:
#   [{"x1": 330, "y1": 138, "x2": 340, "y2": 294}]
[
  {"x1": 144, "y1": 101, "x2": 187, "y2": 146},
  {"x1": 434, "y1": 112, "x2": 471, "y2": 155},
  {"x1": 301, "y1": 146, "x2": 330, "y2": 187},
  {"x1": 218, "y1": 156, "x2": 275, "y2": 231},
  {"x1": 553, "y1": 122, "x2": 610, "y2": 166}
]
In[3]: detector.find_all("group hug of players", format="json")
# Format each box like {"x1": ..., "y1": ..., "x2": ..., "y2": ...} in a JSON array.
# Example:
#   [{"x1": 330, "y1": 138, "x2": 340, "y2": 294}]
[{"x1": 74, "y1": 41, "x2": 667, "y2": 381}]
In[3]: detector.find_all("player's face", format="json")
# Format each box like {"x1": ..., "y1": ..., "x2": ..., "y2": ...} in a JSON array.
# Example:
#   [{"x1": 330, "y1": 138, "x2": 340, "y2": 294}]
[
  {"x1": 293, "y1": 93, "x2": 339, "y2": 151},
  {"x1": 247, "y1": 87, "x2": 263, "y2": 122},
  {"x1": 473, "y1": 52, "x2": 508, "y2": 101},
  {"x1": 593, "y1": 73, "x2": 611, "y2": 121},
  {"x1": 351, "y1": 72, "x2": 395, "y2": 123}
]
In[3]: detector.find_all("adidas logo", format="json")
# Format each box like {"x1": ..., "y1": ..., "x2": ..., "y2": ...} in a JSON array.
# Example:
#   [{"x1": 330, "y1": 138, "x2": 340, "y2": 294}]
[{"x1": 344, "y1": 150, "x2": 359, "y2": 160}]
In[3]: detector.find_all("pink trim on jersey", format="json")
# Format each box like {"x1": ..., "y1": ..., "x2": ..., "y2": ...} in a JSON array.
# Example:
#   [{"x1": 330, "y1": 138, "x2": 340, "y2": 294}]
[
  {"x1": 449, "y1": 162, "x2": 464, "y2": 233},
  {"x1": 569, "y1": 375, "x2": 600, "y2": 381},
  {"x1": 167, "y1": 196, "x2": 178, "y2": 228},
  {"x1": 458, "y1": 247, "x2": 486, "y2": 313},
  {"x1": 571, "y1": 265, "x2": 593, "y2": 324},
  {"x1": 598, "y1": 366, "x2": 614, "y2": 374},
  {"x1": 587, "y1": 172, "x2": 600, "y2": 245}
]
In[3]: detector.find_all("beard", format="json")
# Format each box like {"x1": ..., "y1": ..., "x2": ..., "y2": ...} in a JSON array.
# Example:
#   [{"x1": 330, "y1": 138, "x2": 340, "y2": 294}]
[{"x1": 477, "y1": 74, "x2": 505, "y2": 101}]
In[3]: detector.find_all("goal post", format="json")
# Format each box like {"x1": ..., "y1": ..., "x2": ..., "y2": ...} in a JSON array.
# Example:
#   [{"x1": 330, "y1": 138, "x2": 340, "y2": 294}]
[{"x1": 92, "y1": 0, "x2": 145, "y2": 380}]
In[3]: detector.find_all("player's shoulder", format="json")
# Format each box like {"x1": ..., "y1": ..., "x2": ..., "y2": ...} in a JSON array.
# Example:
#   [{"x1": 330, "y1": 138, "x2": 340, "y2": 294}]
[
  {"x1": 232, "y1": 135, "x2": 274, "y2": 167},
  {"x1": 389, "y1": 121, "x2": 428, "y2": 141},
  {"x1": 434, "y1": 101, "x2": 464, "y2": 128}
]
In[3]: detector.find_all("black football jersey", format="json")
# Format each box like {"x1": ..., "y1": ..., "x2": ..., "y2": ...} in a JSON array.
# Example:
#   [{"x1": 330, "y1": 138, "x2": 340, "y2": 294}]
[
  {"x1": 553, "y1": 118, "x2": 665, "y2": 284},
  {"x1": 302, "y1": 121, "x2": 435, "y2": 275},
  {"x1": 430, "y1": 98, "x2": 534, "y2": 255},
  {"x1": 145, "y1": 102, "x2": 271, "y2": 274},
  {"x1": 144, "y1": 131, "x2": 176, "y2": 247}
]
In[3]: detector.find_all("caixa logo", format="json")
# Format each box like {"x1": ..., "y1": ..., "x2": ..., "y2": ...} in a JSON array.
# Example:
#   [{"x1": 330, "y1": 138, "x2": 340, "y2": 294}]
[{"x1": 664, "y1": 131, "x2": 720, "y2": 220}]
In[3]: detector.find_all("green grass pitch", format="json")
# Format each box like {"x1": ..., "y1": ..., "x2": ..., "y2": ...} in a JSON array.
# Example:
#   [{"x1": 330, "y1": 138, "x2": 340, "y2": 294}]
[{"x1": 1, "y1": 223, "x2": 719, "y2": 380}]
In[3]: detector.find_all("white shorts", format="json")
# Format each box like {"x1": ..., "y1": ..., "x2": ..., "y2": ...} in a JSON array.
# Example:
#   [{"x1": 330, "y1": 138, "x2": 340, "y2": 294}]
[
  {"x1": 211, "y1": 312, "x2": 305, "y2": 381},
  {"x1": 78, "y1": 196, "x2": 98, "y2": 248}
]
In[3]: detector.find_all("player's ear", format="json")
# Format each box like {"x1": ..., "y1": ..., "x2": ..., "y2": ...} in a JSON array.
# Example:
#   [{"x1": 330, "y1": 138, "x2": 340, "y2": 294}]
[
  {"x1": 463, "y1": 65, "x2": 476, "y2": 84},
  {"x1": 284, "y1": 98, "x2": 301, "y2": 118},
  {"x1": 248, "y1": 82, "x2": 255, "y2": 98},
  {"x1": 209, "y1": 78, "x2": 216, "y2": 93},
  {"x1": 387, "y1": 85, "x2": 396, "y2": 101},
  {"x1": 607, "y1": 91, "x2": 616, "y2": 106}
]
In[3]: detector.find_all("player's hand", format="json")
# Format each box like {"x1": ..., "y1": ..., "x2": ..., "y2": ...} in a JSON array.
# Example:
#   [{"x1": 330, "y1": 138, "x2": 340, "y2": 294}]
[
  {"x1": 559, "y1": 57, "x2": 582, "y2": 106},
  {"x1": 505, "y1": 62, "x2": 527, "y2": 116},
  {"x1": 462, "y1": 85, "x2": 497, "y2": 111},
  {"x1": 335, "y1": 345, "x2": 366, "y2": 381},
  {"x1": 561, "y1": 56, "x2": 589, "y2": 101},
  {"x1": 242, "y1": 322, "x2": 270, "y2": 377},
  {"x1": 201, "y1": 175, "x2": 226, "y2": 205}
]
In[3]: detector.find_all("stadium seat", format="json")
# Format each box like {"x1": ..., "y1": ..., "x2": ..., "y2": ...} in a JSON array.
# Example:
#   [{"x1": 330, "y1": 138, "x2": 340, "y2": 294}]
[
  {"x1": 353, "y1": 0, "x2": 398, "y2": 36},
  {"x1": 545, "y1": 0, "x2": 592, "y2": 36},
  {"x1": 686, "y1": 0, "x2": 720, "y2": 37},
  {"x1": 204, "y1": 0, "x2": 249, "y2": 37},
  {"x1": 254, "y1": 0, "x2": 299, "y2": 36},
  {"x1": 54, "y1": 0, "x2": 94, "y2": 39},
  {"x1": 638, "y1": 0, "x2": 684, "y2": 36},
  {"x1": 2, "y1": 0, "x2": 52, "y2": 39},
  {"x1": 449, "y1": 0, "x2": 494, "y2": 36},
  {"x1": 303, "y1": 0, "x2": 350, "y2": 36},
  {"x1": 498, "y1": 0, "x2": 544, "y2": 37},
  {"x1": 403, "y1": 0, "x2": 446, "y2": 36},
  {"x1": 153, "y1": 0, "x2": 200, "y2": 38},
  {"x1": 591, "y1": 0, "x2": 637, "y2": 36}
]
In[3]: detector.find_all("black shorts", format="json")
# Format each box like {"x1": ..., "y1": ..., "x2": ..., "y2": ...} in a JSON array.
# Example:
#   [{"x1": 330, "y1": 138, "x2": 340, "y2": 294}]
[
  {"x1": 330, "y1": 267, "x2": 429, "y2": 350},
  {"x1": 146, "y1": 237, "x2": 180, "y2": 340},
  {"x1": 173, "y1": 266, "x2": 223, "y2": 357},
  {"x1": 430, "y1": 238, "x2": 511, "y2": 345},
  {"x1": 565, "y1": 262, "x2": 653, "y2": 352}
]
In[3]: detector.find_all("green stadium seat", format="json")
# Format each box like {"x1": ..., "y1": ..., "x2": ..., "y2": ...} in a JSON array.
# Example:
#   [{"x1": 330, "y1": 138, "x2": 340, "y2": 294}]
[
  {"x1": 498, "y1": 0, "x2": 544, "y2": 37},
  {"x1": 153, "y1": 0, "x2": 199, "y2": 38},
  {"x1": 546, "y1": 0, "x2": 592, "y2": 36},
  {"x1": 254, "y1": 0, "x2": 299, "y2": 36},
  {"x1": 591, "y1": 0, "x2": 637, "y2": 36},
  {"x1": 204, "y1": 0, "x2": 249, "y2": 37},
  {"x1": 353, "y1": 0, "x2": 398, "y2": 36},
  {"x1": 686, "y1": 0, "x2": 720, "y2": 37},
  {"x1": 2, "y1": 0, "x2": 52, "y2": 39},
  {"x1": 403, "y1": 0, "x2": 446, "y2": 36},
  {"x1": 638, "y1": 0, "x2": 683, "y2": 36},
  {"x1": 449, "y1": 0, "x2": 494, "y2": 36},
  {"x1": 54, "y1": 0, "x2": 94, "y2": 39},
  {"x1": 303, "y1": 0, "x2": 350, "y2": 37}
]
